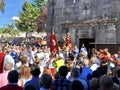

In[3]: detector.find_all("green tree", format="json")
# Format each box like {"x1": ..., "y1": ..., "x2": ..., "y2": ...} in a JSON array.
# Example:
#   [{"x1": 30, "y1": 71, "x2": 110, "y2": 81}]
[
  {"x1": 16, "y1": 1, "x2": 40, "y2": 40},
  {"x1": 0, "y1": 0, "x2": 5, "y2": 13},
  {"x1": 34, "y1": 0, "x2": 48, "y2": 32},
  {"x1": 3, "y1": 24, "x2": 20, "y2": 37},
  {"x1": 33, "y1": 0, "x2": 48, "y2": 8}
]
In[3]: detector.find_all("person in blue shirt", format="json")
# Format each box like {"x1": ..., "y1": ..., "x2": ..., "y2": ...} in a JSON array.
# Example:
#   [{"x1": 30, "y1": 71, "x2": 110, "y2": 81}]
[
  {"x1": 79, "y1": 57, "x2": 92, "y2": 90},
  {"x1": 73, "y1": 45, "x2": 79, "y2": 58},
  {"x1": 11, "y1": 49, "x2": 18, "y2": 63},
  {"x1": 24, "y1": 64, "x2": 41, "y2": 90}
]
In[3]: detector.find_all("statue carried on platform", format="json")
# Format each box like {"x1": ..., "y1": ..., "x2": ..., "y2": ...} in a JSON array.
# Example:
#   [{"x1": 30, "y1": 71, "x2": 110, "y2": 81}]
[{"x1": 63, "y1": 32, "x2": 72, "y2": 49}]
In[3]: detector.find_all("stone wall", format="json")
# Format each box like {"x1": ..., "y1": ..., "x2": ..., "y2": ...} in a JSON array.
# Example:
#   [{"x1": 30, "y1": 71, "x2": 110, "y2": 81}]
[{"x1": 47, "y1": 0, "x2": 120, "y2": 45}]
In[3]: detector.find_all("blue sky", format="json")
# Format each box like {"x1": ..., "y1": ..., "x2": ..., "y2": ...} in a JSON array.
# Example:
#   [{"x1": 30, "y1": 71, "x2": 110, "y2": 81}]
[{"x1": 0, "y1": 0, "x2": 32, "y2": 28}]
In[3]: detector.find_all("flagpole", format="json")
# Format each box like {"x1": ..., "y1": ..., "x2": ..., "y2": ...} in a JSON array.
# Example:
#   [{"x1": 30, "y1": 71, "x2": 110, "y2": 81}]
[
  {"x1": 52, "y1": 26, "x2": 54, "y2": 34},
  {"x1": 51, "y1": 0, "x2": 55, "y2": 35}
]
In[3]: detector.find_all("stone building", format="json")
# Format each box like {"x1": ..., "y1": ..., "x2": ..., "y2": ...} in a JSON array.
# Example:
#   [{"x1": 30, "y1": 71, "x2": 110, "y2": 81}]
[{"x1": 47, "y1": 0, "x2": 120, "y2": 54}]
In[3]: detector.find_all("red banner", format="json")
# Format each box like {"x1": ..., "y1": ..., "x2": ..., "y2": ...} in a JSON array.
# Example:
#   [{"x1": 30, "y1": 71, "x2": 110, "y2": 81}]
[{"x1": 50, "y1": 34, "x2": 59, "y2": 53}]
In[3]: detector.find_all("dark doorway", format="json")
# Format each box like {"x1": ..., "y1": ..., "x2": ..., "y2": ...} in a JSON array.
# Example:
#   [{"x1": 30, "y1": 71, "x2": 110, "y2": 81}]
[{"x1": 79, "y1": 38, "x2": 95, "y2": 58}]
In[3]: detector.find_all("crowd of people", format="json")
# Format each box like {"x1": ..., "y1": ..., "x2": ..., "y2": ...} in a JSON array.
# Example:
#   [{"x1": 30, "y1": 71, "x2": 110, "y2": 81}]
[{"x1": 0, "y1": 37, "x2": 120, "y2": 90}]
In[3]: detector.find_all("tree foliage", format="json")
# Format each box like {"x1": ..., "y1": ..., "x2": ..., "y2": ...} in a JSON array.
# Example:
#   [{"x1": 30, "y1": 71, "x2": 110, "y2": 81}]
[
  {"x1": 33, "y1": 0, "x2": 48, "y2": 8},
  {"x1": 16, "y1": 1, "x2": 40, "y2": 33},
  {"x1": 3, "y1": 24, "x2": 20, "y2": 37},
  {"x1": 34, "y1": 0, "x2": 48, "y2": 32},
  {"x1": 36, "y1": 6, "x2": 47, "y2": 32},
  {"x1": 0, "y1": 0, "x2": 5, "y2": 13}
]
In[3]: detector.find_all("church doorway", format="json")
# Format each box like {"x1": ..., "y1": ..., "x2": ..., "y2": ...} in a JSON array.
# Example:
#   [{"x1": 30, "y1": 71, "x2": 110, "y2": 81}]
[{"x1": 79, "y1": 38, "x2": 95, "y2": 58}]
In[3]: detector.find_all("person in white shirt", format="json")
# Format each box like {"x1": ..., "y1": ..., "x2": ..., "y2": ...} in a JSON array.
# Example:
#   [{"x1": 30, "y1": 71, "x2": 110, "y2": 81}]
[
  {"x1": 3, "y1": 49, "x2": 15, "y2": 70},
  {"x1": 28, "y1": 47, "x2": 37, "y2": 66},
  {"x1": 35, "y1": 47, "x2": 44, "y2": 61},
  {"x1": 90, "y1": 55, "x2": 99, "y2": 71}
]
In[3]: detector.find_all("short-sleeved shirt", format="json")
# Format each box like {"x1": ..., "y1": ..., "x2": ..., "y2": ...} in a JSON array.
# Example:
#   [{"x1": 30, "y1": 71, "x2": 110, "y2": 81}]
[{"x1": 53, "y1": 77, "x2": 71, "y2": 90}]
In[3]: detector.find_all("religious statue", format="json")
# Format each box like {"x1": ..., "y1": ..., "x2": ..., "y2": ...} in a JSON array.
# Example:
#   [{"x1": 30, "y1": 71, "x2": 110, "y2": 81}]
[{"x1": 63, "y1": 33, "x2": 72, "y2": 49}]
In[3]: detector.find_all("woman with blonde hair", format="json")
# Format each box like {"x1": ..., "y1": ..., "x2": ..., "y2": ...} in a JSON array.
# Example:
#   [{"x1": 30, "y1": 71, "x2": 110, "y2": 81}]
[{"x1": 18, "y1": 66, "x2": 32, "y2": 87}]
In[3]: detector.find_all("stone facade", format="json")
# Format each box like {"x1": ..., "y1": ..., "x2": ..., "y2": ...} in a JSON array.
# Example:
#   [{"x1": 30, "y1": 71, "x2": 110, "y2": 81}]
[{"x1": 47, "y1": 0, "x2": 120, "y2": 46}]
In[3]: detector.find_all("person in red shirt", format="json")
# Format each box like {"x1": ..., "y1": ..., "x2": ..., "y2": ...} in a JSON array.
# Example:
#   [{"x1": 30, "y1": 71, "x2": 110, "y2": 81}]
[{"x1": 0, "y1": 48, "x2": 6, "y2": 73}]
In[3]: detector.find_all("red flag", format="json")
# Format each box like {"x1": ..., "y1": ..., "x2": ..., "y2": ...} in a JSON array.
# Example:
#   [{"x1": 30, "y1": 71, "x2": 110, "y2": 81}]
[{"x1": 50, "y1": 34, "x2": 59, "y2": 53}]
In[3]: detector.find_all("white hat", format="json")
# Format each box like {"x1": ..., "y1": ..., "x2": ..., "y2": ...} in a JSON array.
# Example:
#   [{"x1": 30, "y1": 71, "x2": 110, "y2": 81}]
[{"x1": 58, "y1": 53, "x2": 64, "y2": 59}]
